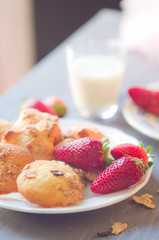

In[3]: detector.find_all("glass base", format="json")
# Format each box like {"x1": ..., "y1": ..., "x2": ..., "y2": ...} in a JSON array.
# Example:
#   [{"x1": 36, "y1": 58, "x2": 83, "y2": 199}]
[{"x1": 78, "y1": 104, "x2": 118, "y2": 120}]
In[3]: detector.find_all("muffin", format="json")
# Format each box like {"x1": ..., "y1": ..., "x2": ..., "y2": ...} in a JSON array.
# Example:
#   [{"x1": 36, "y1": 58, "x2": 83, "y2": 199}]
[
  {"x1": 0, "y1": 144, "x2": 34, "y2": 194},
  {"x1": 17, "y1": 160, "x2": 84, "y2": 207}
]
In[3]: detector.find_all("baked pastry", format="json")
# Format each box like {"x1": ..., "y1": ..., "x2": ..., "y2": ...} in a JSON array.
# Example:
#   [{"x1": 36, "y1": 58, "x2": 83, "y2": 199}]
[
  {"x1": 17, "y1": 160, "x2": 84, "y2": 207},
  {"x1": 12, "y1": 108, "x2": 61, "y2": 143},
  {"x1": 54, "y1": 137, "x2": 75, "y2": 149},
  {"x1": 2, "y1": 108, "x2": 62, "y2": 160},
  {"x1": 82, "y1": 170, "x2": 101, "y2": 182},
  {"x1": 0, "y1": 119, "x2": 13, "y2": 141},
  {"x1": 0, "y1": 144, "x2": 34, "y2": 194},
  {"x1": 66, "y1": 126, "x2": 105, "y2": 140}
]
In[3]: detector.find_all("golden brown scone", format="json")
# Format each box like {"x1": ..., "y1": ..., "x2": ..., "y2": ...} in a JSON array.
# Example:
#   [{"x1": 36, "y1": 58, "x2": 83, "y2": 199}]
[
  {"x1": 66, "y1": 126, "x2": 105, "y2": 140},
  {"x1": 17, "y1": 160, "x2": 84, "y2": 207},
  {"x1": 0, "y1": 119, "x2": 13, "y2": 141},
  {"x1": 13, "y1": 108, "x2": 62, "y2": 144},
  {"x1": 2, "y1": 108, "x2": 62, "y2": 160},
  {"x1": 72, "y1": 168, "x2": 87, "y2": 187},
  {"x1": 0, "y1": 144, "x2": 34, "y2": 194}
]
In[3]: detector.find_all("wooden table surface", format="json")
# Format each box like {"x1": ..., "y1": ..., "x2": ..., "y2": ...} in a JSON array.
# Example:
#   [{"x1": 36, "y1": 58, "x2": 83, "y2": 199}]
[{"x1": 0, "y1": 9, "x2": 159, "y2": 240}]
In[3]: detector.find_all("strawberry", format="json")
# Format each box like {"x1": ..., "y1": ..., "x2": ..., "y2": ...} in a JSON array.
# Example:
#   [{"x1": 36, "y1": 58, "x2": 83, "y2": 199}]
[
  {"x1": 110, "y1": 142, "x2": 153, "y2": 165},
  {"x1": 44, "y1": 96, "x2": 67, "y2": 117},
  {"x1": 91, "y1": 156, "x2": 145, "y2": 194},
  {"x1": 128, "y1": 87, "x2": 159, "y2": 115},
  {"x1": 21, "y1": 98, "x2": 56, "y2": 115},
  {"x1": 54, "y1": 137, "x2": 110, "y2": 171}
]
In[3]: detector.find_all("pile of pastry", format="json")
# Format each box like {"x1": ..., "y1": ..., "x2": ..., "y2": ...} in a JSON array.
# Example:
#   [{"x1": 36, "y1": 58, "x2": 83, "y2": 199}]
[{"x1": 0, "y1": 108, "x2": 105, "y2": 208}]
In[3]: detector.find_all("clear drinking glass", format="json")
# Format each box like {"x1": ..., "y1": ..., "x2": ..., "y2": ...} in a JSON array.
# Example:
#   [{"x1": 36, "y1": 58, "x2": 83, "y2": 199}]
[{"x1": 66, "y1": 38, "x2": 126, "y2": 119}]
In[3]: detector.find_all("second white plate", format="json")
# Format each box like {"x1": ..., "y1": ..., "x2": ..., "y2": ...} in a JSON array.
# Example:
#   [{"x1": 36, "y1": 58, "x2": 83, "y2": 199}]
[{"x1": 123, "y1": 81, "x2": 159, "y2": 140}]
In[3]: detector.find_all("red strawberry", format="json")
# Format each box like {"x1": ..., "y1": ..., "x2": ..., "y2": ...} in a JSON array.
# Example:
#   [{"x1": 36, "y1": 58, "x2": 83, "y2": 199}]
[
  {"x1": 54, "y1": 137, "x2": 109, "y2": 171},
  {"x1": 110, "y1": 142, "x2": 153, "y2": 165},
  {"x1": 44, "y1": 96, "x2": 67, "y2": 117},
  {"x1": 21, "y1": 98, "x2": 56, "y2": 115},
  {"x1": 128, "y1": 87, "x2": 159, "y2": 115},
  {"x1": 91, "y1": 156, "x2": 144, "y2": 194}
]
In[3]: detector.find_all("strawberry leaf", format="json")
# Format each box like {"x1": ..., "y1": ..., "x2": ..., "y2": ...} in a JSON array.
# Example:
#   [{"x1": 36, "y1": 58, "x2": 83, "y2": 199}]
[
  {"x1": 105, "y1": 157, "x2": 114, "y2": 165},
  {"x1": 147, "y1": 161, "x2": 153, "y2": 167},
  {"x1": 146, "y1": 161, "x2": 153, "y2": 169},
  {"x1": 103, "y1": 148, "x2": 110, "y2": 160},
  {"x1": 102, "y1": 142, "x2": 108, "y2": 149},
  {"x1": 102, "y1": 137, "x2": 109, "y2": 144},
  {"x1": 102, "y1": 143, "x2": 109, "y2": 152},
  {"x1": 139, "y1": 141, "x2": 144, "y2": 148},
  {"x1": 102, "y1": 140, "x2": 110, "y2": 161},
  {"x1": 146, "y1": 146, "x2": 153, "y2": 154},
  {"x1": 104, "y1": 147, "x2": 110, "y2": 154}
]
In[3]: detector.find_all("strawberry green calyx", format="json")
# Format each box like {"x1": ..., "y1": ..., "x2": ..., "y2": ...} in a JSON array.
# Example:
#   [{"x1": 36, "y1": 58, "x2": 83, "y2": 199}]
[
  {"x1": 53, "y1": 102, "x2": 67, "y2": 117},
  {"x1": 102, "y1": 138, "x2": 114, "y2": 165},
  {"x1": 139, "y1": 141, "x2": 144, "y2": 148},
  {"x1": 102, "y1": 137, "x2": 109, "y2": 158},
  {"x1": 124, "y1": 153, "x2": 153, "y2": 174},
  {"x1": 145, "y1": 160, "x2": 153, "y2": 171},
  {"x1": 139, "y1": 141, "x2": 155, "y2": 160},
  {"x1": 146, "y1": 146, "x2": 153, "y2": 153},
  {"x1": 130, "y1": 157, "x2": 145, "y2": 174},
  {"x1": 44, "y1": 96, "x2": 67, "y2": 117},
  {"x1": 133, "y1": 156, "x2": 153, "y2": 175}
]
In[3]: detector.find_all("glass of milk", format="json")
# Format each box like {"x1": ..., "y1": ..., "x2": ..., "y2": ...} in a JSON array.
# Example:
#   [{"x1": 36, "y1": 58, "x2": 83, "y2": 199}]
[{"x1": 66, "y1": 38, "x2": 126, "y2": 119}]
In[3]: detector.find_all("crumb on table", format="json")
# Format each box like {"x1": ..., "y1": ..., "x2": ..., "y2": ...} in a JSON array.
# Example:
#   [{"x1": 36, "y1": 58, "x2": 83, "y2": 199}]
[
  {"x1": 111, "y1": 222, "x2": 128, "y2": 235},
  {"x1": 132, "y1": 193, "x2": 155, "y2": 209}
]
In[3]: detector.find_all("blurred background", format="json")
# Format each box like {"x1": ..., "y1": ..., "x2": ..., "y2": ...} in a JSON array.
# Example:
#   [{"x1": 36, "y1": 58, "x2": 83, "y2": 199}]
[
  {"x1": 1, "y1": 0, "x2": 158, "y2": 95},
  {"x1": 0, "y1": 0, "x2": 120, "y2": 94}
]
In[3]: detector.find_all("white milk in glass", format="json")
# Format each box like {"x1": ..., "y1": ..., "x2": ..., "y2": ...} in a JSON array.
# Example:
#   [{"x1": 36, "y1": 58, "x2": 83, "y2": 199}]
[{"x1": 69, "y1": 55, "x2": 124, "y2": 113}]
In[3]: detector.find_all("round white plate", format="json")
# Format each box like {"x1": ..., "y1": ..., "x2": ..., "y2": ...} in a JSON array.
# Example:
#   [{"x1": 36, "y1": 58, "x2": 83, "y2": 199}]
[
  {"x1": 0, "y1": 118, "x2": 152, "y2": 214},
  {"x1": 123, "y1": 81, "x2": 159, "y2": 140}
]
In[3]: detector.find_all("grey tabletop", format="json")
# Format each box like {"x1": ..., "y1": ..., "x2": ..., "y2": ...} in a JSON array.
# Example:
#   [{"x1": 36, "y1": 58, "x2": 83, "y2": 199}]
[{"x1": 0, "y1": 9, "x2": 159, "y2": 240}]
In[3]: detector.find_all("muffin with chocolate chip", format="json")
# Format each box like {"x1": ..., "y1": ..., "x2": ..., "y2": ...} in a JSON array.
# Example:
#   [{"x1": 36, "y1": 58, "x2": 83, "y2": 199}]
[
  {"x1": 17, "y1": 160, "x2": 84, "y2": 207},
  {"x1": 0, "y1": 144, "x2": 34, "y2": 194}
]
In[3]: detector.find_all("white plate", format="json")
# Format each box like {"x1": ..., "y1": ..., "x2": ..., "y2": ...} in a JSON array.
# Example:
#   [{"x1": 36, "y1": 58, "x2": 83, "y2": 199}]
[
  {"x1": 123, "y1": 81, "x2": 159, "y2": 140},
  {"x1": 0, "y1": 118, "x2": 152, "y2": 214}
]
